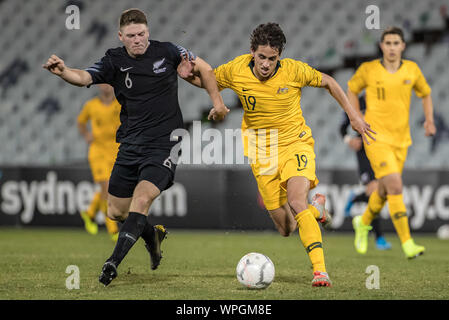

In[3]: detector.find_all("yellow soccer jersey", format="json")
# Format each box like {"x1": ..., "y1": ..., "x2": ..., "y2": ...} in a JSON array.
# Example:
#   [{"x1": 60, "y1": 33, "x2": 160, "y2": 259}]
[
  {"x1": 214, "y1": 54, "x2": 322, "y2": 156},
  {"x1": 348, "y1": 59, "x2": 431, "y2": 148},
  {"x1": 77, "y1": 97, "x2": 121, "y2": 145}
]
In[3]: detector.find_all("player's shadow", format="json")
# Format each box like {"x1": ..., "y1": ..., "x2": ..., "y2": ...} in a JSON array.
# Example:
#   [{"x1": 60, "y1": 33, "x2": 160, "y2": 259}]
[
  {"x1": 110, "y1": 272, "x2": 233, "y2": 288},
  {"x1": 274, "y1": 274, "x2": 309, "y2": 284},
  {"x1": 118, "y1": 273, "x2": 179, "y2": 284}
]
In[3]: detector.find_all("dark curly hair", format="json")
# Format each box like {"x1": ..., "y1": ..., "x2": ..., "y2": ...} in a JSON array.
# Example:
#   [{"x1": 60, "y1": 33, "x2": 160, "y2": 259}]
[{"x1": 250, "y1": 23, "x2": 286, "y2": 55}]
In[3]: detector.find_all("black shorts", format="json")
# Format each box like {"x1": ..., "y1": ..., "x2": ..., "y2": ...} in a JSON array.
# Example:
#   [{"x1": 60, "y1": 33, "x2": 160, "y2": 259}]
[
  {"x1": 356, "y1": 146, "x2": 375, "y2": 185},
  {"x1": 108, "y1": 143, "x2": 177, "y2": 198}
]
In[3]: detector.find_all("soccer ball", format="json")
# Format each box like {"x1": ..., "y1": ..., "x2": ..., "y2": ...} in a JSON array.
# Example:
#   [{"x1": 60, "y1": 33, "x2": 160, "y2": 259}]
[
  {"x1": 236, "y1": 252, "x2": 275, "y2": 289},
  {"x1": 437, "y1": 224, "x2": 449, "y2": 240}
]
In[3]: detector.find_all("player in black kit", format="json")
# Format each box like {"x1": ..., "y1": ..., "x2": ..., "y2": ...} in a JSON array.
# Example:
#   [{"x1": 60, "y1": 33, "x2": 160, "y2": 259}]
[
  {"x1": 43, "y1": 8, "x2": 229, "y2": 286},
  {"x1": 340, "y1": 95, "x2": 391, "y2": 250}
]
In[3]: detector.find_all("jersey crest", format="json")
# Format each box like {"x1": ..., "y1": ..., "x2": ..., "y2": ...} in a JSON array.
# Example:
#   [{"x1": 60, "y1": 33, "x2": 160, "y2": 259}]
[{"x1": 153, "y1": 58, "x2": 167, "y2": 74}]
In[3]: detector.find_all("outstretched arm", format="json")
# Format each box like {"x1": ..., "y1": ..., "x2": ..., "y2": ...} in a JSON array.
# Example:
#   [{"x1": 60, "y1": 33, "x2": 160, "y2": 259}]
[
  {"x1": 346, "y1": 88, "x2": 362, "y2": 117},
  {"x1": 421, "y1": 94, "x2": 436, "y2": 136},
  {"x1": 43, "y1": 54, "x2": 93, "y2": 87},
  {"x1": 321, "y1": 73, "x2": 376, "y2": 144},
  {"x1": 179, "y1": 56, "x2": 229, "y2": 121}
]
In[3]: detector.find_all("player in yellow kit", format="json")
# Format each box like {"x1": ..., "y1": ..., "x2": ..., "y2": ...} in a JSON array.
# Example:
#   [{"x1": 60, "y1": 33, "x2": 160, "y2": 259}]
[
  {"x1": 77, "y1": 83, "x2": 121, "y2": 242},
  {"x1": 347, "y1": 27, "x2": 436, "y2": 258},
  {"x1": 184, "y1": 23, "x2": 375, "y2": 286}
]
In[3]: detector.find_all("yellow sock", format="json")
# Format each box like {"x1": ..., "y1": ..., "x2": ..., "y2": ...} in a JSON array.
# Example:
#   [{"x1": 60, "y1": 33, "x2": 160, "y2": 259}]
[
  {"x1": 361, "y1": 191, "x2": 386, "y2": 226},
  {"x1": 86, "y1": 192, "x2": 102, "y2": 220},
  {"x1": 104, "y1": 217, "x2": 119, "y2": 235},
  {"x1": 309, "y1": 204, "x2": 321, "y2": 219},
  {"x1": 294, "y1": 208, "x2": 326, "y2": 273},
  {"x1": 387, "y1": 194, "x2": 411, "y2": 243},
  {"x1": 100, "y1": 199, "x2": 118, "y2": 235}
]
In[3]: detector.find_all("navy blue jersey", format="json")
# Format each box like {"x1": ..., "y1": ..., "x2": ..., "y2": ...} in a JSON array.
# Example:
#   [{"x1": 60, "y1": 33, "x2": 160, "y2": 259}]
[{"x1": 85, "y1": 40, "x2": 193, "y2": 148}]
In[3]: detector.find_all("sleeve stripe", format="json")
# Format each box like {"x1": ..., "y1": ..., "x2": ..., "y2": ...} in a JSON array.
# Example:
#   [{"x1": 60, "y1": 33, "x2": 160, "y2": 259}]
[
  {"x1": 85, "y1": 67, "x2": 100, "y2": 73},
  {"x1": 85, "y1": 61, "x2": 104, "y2": 73},
  {"x1": 175, "y1": 44, "x2": 196, "y2": 60}
]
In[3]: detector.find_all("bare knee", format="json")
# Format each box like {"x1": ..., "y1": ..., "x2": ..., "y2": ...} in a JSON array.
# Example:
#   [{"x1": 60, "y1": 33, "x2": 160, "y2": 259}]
[
  {"x1": 131, "y1": 195, "x2": 154, "y2": 214},
  {"x1": 107, "y1": 203, "x2": 127, "y2": 221},
  {"x1": 365, "y1": 180, "x2": 378, "y2": 196},
  {"x1": 275, "y1": 223, "x2": 293, "y2": 237},
  {"x1": 129, "y1": 180, "x2": 161, "y2": 214},
  {"x1": 377, "y1": 182, "x2": 387, "y2": 198},
  {"x1": 386, "y1": 184, "x2": 403, "y2": 195},
  {"x1": 277, "y1": 223, "x2": 296, "y2": 237},
  {"x1": 288, "y1": 198, "x2": 308, "y2": 215},
  {"x1": 380, "y1": 174, "x2": 403, "y2": 196},
  {"x1": 269, "y1": 206, "x2": 298, "y2": 237},
  {"x1": 107, "y1": 211, "x2": 125, "y2": 222},
  {"x1": 278, "y1": 230, "x2": 291, "y2": 237}
]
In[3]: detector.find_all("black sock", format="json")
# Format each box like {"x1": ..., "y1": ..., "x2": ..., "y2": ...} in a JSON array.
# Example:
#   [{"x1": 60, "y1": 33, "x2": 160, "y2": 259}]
[
  {"x1": 140, "y1": 219, "x2": 155, "y2": 245},
  {"x1": 371, "y1": 218, "x2": 383, "y2": 239},
  {"x1": 108, "y1": 212, "x2": 147, "y2": 267},
  {"x1": 353, "y1": 192, "x2": 369, "y2": 203}
]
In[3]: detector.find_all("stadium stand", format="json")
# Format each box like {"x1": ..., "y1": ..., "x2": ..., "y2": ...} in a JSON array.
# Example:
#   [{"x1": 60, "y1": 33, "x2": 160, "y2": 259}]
[{"x1": 0, "y1": 0, "x2": 448, "y2": 168}]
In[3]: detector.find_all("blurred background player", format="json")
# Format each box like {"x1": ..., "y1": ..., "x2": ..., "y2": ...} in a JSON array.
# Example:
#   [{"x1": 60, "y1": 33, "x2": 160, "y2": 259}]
[
  {"x1": 347, "y1": 27, "x2": 436, "y2": 258},
  {"x1": 77, "y1": 83, "x2": 120, "y2": 242},
  {"x1": 340, "y1": 94, "x2": 391, "y2": 250},
  {"x1": 185, "y1": 22, "x2": 375, "y2": 287}
]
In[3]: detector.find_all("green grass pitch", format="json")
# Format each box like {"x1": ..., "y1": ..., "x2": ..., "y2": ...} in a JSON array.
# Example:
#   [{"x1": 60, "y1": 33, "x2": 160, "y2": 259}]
[{"x1": 0, "y1": 227, "x2": 448, "y2": 300}]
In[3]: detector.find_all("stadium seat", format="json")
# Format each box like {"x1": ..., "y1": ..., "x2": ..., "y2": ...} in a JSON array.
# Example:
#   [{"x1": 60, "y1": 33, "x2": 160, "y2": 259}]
[{"x1": 0, "y1": 0, "x2": 448, "y2": 169}]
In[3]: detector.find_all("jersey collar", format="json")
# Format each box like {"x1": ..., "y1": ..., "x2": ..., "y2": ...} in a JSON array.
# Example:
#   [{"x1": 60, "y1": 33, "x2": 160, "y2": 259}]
[
  {"x1": 248, "y1": 59, "x2": 281, "y2": 80},
  {"x1": 379, "y1": 58, "x2": 403, "y2": 73}
]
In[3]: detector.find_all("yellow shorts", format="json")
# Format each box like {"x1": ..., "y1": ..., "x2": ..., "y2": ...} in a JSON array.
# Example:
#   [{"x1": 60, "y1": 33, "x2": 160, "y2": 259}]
[
  {"x1": 364, "y1": 141, "x2": 408, "y2": 179},
  {"x1": 88, "y1": 142, "x2": 119, "y2": 182},
  {"x1": 250, "y1": 139, "x2": 318, "y2": 211}
]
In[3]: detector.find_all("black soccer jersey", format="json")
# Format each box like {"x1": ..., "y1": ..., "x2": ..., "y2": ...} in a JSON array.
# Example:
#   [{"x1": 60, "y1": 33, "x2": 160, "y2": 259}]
[{"x1": 86, "y1": 40, "x2": 193, "y2": 148}]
